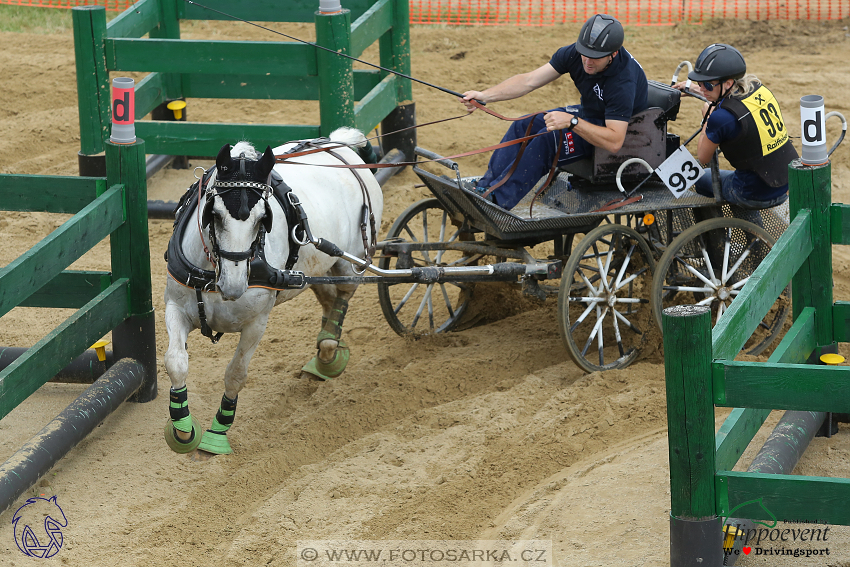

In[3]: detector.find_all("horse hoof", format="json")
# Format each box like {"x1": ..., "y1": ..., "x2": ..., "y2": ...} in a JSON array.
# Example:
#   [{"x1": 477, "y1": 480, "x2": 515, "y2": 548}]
[
  {"x1": 197, "y1": 430, "x2": 233, "y2": 455},
  {"x1": 164, "y1": 416, "x2": 203, "y2": 454},
  {"x1": 301, "y1": 343, "x2": 350, "y2": 381}
]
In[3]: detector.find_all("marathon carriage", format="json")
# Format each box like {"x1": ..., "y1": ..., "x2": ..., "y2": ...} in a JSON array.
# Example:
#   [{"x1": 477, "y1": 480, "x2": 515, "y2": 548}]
[{"x1": 375, "y1": 80, "x2": 790, "y2": 372}]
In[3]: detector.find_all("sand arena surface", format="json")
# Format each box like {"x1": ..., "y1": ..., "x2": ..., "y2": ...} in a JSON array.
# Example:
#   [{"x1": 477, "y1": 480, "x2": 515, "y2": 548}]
[{"x1": 1, "y1": 17, "x2": 850, "y2": 567}]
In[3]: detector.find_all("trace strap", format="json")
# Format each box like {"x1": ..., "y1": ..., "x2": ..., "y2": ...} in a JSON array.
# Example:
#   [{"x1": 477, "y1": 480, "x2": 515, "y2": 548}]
[{"x1": 277, "y1": 139, "x2": 377, "y2": 269}]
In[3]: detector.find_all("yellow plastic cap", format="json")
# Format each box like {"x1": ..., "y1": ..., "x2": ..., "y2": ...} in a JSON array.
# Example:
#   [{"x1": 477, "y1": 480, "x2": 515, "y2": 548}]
[
  {"x1": 91, "y1": 339, "x2": 110, "y2": 362},
  {"x1": 820, "y1": 353, "x2": 845, "y2": 365},
  {"x1": 167, "y1": 100, "x2": 187, "y2": 120},
  {"x1": 643, "y1": 213, "x2": 655, "y2": 226}
]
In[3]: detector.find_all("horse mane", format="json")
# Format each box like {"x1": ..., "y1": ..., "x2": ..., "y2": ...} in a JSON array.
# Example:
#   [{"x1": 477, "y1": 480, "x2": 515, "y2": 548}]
[{"x1": 230, "y1": 141, "x2": 261, "y2": 159}]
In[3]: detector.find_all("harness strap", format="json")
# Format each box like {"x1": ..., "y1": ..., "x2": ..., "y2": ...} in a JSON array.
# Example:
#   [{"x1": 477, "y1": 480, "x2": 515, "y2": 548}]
[
  {"x1": 481, "y1": 115, "x2": 542, "y2": 199},
  {"x1": 195, "y1": 288, "x2": 223, "y2": 344},
  {"x1": 591, "y1": 194, "x2": 645, "y2": 213},
  {"x1": 324, "y1": 148, "x2": 377, "y2": 264},
  {"x1": 276, "y1": 140, "x2": 377, "y2": 267},
  {"x1": 527, "y1": 129, "x2": 565, "y2": 216},
  {"x1": 268, "y1": 168, "x2": 304, "y2": 271}
]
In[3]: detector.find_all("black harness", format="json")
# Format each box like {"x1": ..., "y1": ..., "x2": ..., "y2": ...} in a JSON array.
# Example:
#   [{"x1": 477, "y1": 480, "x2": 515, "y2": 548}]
[
  {"x1": 165, "y1": 140, "x2": 378, "y2": 344},
  {"x1": 165, "y1": 167, "x2": 309, "y2": 342}
]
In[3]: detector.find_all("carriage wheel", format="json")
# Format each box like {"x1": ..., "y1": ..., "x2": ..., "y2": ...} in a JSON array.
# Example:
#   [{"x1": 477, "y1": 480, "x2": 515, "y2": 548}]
[
  {"x1": 557, "y1": 224, "x2": 655, "y2": 373},
  {"x1": 650, "y1": 217, "x2": 789, "y2": 356},
  {"x1": 377, "y1": 198, "x2": 482, "y2": 337}
]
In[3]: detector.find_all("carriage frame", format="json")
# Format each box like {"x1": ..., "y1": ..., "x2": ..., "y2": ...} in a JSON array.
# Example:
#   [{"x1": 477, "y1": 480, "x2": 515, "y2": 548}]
[{"x1": 371, "y1": 82, "x2": 791, "y2": 372}]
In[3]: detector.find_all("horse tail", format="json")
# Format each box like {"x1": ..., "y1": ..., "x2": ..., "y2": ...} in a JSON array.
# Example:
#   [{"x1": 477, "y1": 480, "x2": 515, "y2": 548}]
[{"x1": 329, "y1": 127, "x2": 367, "y2": 149}]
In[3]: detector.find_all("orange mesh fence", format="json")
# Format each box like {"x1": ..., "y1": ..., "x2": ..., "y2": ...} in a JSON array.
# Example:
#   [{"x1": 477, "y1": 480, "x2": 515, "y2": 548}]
[
  {"x1": 1, "y1": 0, "x2": 847, "y2": 23},
  {"x1": 0, "y1": 0, "x2": 129, "y2": 9},
  {"x1": 409, "y1": 0, "x2": 850, "y2": 25}
]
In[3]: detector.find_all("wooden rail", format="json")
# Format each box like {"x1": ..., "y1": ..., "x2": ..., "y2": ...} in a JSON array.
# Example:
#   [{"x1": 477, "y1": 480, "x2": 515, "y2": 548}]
[
  {"x1": 73, "y1": 0, "x2": 413, "y2": 160},
  {"x1": 0, "y1": 140, "x2": 157, "y2": 421},
  {"x1": 664, "y1": 159, "x2": 850, "y2": 565}
]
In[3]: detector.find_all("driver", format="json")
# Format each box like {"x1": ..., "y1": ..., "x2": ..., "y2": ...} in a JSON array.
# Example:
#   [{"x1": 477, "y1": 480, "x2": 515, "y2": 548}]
[
  {"x1": 460, "y1": 14, "x2": 649, "y2": 210},
  {"x1": 674, "y1": 44, "x2": 798, "y2": 208}
]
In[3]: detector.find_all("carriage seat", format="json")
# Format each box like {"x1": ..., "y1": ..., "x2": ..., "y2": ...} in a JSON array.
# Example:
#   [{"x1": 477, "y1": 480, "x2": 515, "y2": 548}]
[
  {"x1": 646, "y1": 80, "x2": 680, "y2": 122},
  {"x1": 559, "y1": 80, "x2": 682, "y2": 187}
]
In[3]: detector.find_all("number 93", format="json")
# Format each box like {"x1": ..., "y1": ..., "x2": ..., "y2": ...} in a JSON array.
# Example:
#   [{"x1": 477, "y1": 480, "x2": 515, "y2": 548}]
[{"x1": 669, "y1": 161, "x2": 700, "y2": 191}]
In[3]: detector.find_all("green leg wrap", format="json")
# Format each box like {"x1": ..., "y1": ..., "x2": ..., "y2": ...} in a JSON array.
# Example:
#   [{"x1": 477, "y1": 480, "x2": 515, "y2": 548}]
[
  {"x1": 164, "y1": 387, "x2": 203, "y2": 453},
  {"x1": 316, "y1": 297, "x2": 349, "y2": 347},
  {"x1": 169, "y1": 386, "x2": 193, "y2": 432},
  {"x1": 301, "y1": 340, "x2": 350, "y2": 381},
  {"x1": 198, "y1": 394, "x2": 237, "y2": 455}
]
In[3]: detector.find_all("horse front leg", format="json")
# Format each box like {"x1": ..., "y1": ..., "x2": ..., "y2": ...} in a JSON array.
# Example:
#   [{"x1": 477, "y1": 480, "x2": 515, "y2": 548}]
[
  {"x1": 197, "y1": 313, "x2": 271, "y2": 456},
  {"x1": 163, "y1": 301, "x2": 204, "y2": 453},
  {"x1": 302, "y1": 273, "x2": 358, "y2": 380}
]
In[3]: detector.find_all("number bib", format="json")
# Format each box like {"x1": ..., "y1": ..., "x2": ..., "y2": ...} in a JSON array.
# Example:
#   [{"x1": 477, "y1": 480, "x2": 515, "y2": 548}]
[
  {"x1": 654, "y1": 145, "x2": 705, "y2": 198},
  {"x1": 741, "y1": 85, "x2": 789, "y2": 157}
]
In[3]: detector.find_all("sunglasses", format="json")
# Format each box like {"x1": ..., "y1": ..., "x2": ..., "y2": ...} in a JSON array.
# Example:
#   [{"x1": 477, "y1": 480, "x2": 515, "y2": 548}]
[{"x1": 700, "y1": 80, "x2": 722, "y2": 92}]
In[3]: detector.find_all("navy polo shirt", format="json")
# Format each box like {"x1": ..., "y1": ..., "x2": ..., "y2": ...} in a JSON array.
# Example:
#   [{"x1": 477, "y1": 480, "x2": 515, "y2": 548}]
[{"x1": 549, "y1": 44, "x2": 648, "y2": 124}]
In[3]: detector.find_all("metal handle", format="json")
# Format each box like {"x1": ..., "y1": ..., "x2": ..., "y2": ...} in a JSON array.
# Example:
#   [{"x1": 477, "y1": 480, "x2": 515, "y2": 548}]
[
  {"x1": 825, "y1": 111, "x2": 847, "y2": 158},
  {"x1": 671, "y1": 60, "x2": 693, "y2": 88},
  {"x1": 414, "y1": 146, "x2": 458, "y2": 170},
  {"x1": 616, "y1": 157, "x2": 654, "y2": 195}
]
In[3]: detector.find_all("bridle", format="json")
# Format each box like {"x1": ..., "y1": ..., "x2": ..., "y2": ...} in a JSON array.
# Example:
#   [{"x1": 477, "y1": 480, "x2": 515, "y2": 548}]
[{"x1": 198, "y1": 154, "x2": 274, "y2": 277}]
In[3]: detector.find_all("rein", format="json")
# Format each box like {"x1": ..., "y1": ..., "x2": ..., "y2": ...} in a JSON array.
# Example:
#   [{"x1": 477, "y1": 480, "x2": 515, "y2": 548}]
[
  {"x1": 276, "y1": 100, "x2": 558, "y2": 213},
  {"x1": 275, "y1": 100, "x2": 549, "y2": 166},
  {"x1": 196, "y1": 172, "x2": 216, "y2": 267}
]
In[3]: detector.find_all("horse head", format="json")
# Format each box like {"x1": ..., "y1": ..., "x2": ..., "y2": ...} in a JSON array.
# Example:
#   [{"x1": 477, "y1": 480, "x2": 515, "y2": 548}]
[{"x1": 204, "y1": 142, "x2": 276, "y2": 300}]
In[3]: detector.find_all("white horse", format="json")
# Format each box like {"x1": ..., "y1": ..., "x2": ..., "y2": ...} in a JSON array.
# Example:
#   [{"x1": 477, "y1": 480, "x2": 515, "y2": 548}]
[{"x1": 163, "y1": 128, "x2": 383, "y2": 455}]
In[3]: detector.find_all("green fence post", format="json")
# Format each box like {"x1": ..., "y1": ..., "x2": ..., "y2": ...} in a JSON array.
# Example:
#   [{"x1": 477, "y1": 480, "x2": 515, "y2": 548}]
[
  {"x1": 148, "y1": 0, "x2": 188, "y2": 167},
  {"x1": 789, "y1": 159, "x2": 834, "y2": 354},
  {"x1": 380, "y1": 0, "x2": 412, "y2": 102},
  {"x1": 149, "y1": 0, "x2": 184, "y2": 104},
  {"x1": 663, "y1": 304, "x2": 722, "y2": 566},
  {"x1": 72, "y1": 6, "x2": 110, "y2": 176},
  {"x1": 105, "y1": 139, "x2": 157, "y2": 403},
  {"x1": 379, "y1": 0, "x2": 416, "y2": 160},
  {"x1": 315, "y1": 7, "x2": 355, "y2": 136}
]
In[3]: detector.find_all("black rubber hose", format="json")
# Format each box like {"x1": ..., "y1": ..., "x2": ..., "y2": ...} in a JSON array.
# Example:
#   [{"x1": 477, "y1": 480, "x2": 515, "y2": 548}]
[
  {"x1": 0, "y1": 346, "x2": 114, "y2": 384},
  {"x1": 0, "y1": 359, "x2": 145, "y2": 515},
  {"x1": 722, "y1": 411, "x2": 826, "y2": 565}
]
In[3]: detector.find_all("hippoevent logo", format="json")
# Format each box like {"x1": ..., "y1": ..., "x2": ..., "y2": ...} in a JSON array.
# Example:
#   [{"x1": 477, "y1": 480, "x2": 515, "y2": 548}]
[
  {"x1": 12, "y1": 496, "x2": 67, "y2": 558},
  {"x1": 721, "y1": 498, "x2": 831, "y2": 563}
]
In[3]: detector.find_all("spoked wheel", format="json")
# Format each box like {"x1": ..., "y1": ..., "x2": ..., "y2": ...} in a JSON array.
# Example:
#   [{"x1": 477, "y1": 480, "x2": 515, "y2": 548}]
[
  {"x1": 377, "y1": 198, "x2": 483, "y2": 336},
  {"x1": 651, "y1": 217, "x2": 790, "y2": 356},
  {"x1": 558, "y1": 224, "x2": 656, "y2": 373}
]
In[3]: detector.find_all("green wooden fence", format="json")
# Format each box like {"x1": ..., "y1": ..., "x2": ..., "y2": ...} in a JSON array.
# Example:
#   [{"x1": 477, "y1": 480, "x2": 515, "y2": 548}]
[
  {"x1": 663, "y1": 158, "x2": 850, "y2": 564},
  {"x1": 72, "y1": 0, "x2": 413, "y2": 160},
  {"x1": 0, "y1": 140, "x2": 157, "y2": 420}
]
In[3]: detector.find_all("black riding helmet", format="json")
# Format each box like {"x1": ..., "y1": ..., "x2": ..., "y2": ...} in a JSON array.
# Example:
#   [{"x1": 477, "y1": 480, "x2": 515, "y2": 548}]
[
  {"x1": 688, "y1": 44, "x2": 746, "y2": 82},
  {"x1": 575, "y1": 14, "x2": 624, "y2": 58}
]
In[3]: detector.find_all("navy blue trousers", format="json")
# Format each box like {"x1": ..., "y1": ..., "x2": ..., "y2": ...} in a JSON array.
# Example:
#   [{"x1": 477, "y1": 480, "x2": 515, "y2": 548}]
[{"x1": 478, "y1": 106, "x2": 591, "y2": 209}]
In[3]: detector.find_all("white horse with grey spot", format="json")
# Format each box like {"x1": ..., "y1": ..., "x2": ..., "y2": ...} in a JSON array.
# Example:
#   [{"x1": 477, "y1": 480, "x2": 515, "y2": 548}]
[{"x1": 162, "y1": 127, "x2": 382, "y2": 455}]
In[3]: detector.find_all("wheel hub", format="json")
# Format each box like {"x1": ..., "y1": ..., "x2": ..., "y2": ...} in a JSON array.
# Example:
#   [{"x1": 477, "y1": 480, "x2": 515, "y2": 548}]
[{"x1": 717, "y1": 287, "x2": 731, "y2": 301}]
